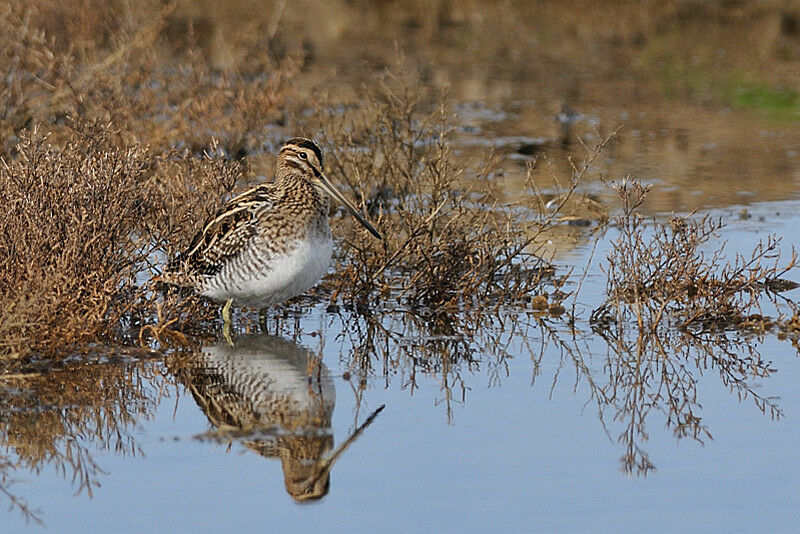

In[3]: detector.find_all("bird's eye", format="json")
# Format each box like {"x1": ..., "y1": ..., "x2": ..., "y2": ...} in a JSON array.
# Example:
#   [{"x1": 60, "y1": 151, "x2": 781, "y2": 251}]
[{"x1": 298, "y1": 152, "x2": 308, "y2": 160}]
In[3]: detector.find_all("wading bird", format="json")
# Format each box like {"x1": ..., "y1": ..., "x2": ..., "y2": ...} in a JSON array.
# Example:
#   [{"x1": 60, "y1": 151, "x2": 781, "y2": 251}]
[{"x1": 163, "y1": 137, "x2": 381, "y2": 331}]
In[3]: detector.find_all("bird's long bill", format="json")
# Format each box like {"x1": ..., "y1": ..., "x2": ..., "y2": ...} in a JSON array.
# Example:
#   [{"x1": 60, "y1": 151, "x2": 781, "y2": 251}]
[
  {"x1": 318, "y1": 173, "x2": 383, "y2": 240},
  {"x1": 313, "y1": 405, "x2": 385, "y2": 485}
]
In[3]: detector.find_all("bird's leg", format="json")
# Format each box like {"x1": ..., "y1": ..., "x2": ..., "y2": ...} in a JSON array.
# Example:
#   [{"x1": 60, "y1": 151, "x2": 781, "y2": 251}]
[
  {"x1": 222, "y1": 322, "x2": 234, "y2": 346},
  {"x1": 222, "y1": 298, "x2": 234, "y2": 324},
  {"x1": 222, "y1": 299, "x2": 234, "y2": 346}
]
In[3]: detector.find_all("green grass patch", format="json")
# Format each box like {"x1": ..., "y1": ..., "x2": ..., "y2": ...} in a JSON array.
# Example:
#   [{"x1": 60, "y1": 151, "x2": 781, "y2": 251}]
[
  {"x1": 636, "y1": 39, "x2": 800, "y2": 121},
  {"x1": 725, "y1": 80, "x2": 800, "y2": 119}
]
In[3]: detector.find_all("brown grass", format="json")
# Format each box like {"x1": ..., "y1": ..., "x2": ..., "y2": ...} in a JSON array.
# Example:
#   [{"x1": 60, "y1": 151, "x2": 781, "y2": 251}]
[{"x1": 0, "y1": 0, "x2": 606, "y2": 360}]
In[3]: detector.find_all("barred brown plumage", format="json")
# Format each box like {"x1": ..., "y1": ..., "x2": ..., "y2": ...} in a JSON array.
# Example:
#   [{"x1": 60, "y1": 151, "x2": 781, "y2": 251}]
[{"x1": 160, "y1": 137, "x2": 382, "y2": 329}]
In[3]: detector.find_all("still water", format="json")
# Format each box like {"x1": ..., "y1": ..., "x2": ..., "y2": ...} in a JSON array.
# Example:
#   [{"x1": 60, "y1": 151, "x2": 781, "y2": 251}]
[{"x1": 3, "y1": 200, "x2": 799, "y2": 532}]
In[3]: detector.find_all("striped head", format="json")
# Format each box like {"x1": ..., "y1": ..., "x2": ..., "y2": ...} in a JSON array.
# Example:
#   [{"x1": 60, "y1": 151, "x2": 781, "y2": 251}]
[
  {"x1": 278, "y1": 137, "x2": 324, "y2": 178},
  {"x1": 276, "y1": 136, "x2": 383, "y2": 240}
]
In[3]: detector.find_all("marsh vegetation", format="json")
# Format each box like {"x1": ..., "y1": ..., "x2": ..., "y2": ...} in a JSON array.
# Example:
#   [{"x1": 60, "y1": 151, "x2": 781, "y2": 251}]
[{"x1": 1, "y1": 0, "x2": 800, "y2": 529}]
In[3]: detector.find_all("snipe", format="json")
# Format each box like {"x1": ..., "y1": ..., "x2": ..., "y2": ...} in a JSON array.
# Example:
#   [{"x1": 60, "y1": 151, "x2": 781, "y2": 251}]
[{"x1": 162, "y1": 137, "x2": 381, "y2": 329}]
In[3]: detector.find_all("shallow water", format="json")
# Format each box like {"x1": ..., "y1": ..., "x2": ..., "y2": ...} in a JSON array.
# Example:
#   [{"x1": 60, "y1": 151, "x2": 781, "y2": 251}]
[
  {"x1": 3, "y1": 200, "x2": 799, "y2": 532},
  {"x1": 5, "y1": 2, "x2": 800, "y2": 531}
]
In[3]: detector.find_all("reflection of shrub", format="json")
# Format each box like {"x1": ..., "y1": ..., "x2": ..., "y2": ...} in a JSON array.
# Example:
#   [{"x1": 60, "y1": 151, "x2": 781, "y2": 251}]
[{"x1": 0, "y1": 357, "x2": 165, "y2": 523}]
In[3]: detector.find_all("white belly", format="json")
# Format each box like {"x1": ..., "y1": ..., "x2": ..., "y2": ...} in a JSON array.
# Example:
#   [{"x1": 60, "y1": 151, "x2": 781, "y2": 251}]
[{"x1": 202, "y1": 237, "x2": 333, "y2": 307}]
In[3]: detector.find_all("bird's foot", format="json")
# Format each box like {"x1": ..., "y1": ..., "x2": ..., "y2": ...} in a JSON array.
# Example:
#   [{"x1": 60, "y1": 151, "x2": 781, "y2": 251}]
[{"x1": 222, "y1": 298, "x2": 233, "y2": 324}]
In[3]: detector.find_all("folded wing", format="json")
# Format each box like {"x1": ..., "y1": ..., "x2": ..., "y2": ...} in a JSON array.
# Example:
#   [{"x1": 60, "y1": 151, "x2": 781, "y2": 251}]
[{"x1": 168, "y1": 185, "x2": 277, "y2": 278}]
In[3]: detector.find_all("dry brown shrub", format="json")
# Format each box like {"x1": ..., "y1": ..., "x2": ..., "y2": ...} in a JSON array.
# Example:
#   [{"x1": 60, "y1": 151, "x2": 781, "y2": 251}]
[
  {"x1": 0, "y1": 127, "x2": 154, "y2": 359},
  {"x1": 0, "y1": 122, "x2": 262, "y2": 358},
  {"x1": 594, "y1": 178, "x2": 798, "y2": 332},
  {"x1": 308, "y1": 73, "x2": 603, "y2": 311}
]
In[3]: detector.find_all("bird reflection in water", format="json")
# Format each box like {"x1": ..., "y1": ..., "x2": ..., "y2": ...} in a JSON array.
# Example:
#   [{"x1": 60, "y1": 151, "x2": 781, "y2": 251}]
[{"x1": 170, "y1": 334, "x2": 383, "y2": 502}]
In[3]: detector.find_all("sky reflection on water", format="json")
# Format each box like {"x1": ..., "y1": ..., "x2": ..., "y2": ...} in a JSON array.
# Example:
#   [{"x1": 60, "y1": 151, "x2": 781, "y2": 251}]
[{"x1": 3, "y1": 202, "x2": 799, "y2": 532}]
